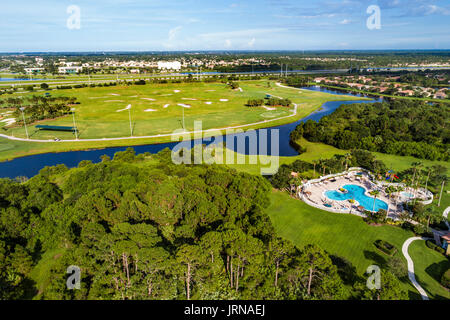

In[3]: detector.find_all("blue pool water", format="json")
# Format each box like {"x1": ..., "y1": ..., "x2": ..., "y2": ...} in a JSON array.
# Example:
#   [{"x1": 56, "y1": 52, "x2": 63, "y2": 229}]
[{"x1": 325, "y1": 184, "x2": 388, "y2": 212}]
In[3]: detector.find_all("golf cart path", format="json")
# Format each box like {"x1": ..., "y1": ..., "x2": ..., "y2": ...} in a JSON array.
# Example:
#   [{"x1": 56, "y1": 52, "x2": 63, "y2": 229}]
[
  {"x1": 402, "y1": 237, "x2": 431, "y2": 300},
  {"x1": 0, "y1": 104, "x2": 298, "y2": 143}
]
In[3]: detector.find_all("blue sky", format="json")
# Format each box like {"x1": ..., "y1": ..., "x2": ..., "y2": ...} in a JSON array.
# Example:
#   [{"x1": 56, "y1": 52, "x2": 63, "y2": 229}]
[{"x1": 1, "y1": 0, "x2": 449, "y2": 52}]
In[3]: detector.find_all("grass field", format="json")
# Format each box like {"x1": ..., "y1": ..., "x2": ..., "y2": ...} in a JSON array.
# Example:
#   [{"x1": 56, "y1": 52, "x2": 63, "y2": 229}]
[
  {"x1": 0, "y1": 80, "x2": 366, "y2": 161},
  {"x1": 408, "y1": 240, "x2": 450, "y2": 300},
  {"x1": 266, "y1": 190, "x2": 437, "y2": 300}
]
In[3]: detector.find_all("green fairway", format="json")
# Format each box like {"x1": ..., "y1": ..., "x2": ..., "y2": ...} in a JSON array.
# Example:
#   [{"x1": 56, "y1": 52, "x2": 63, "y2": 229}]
[
  {"x1": 408, "y1": 240, "x2": 450, "y2": 300},
  {"x1": 0, "y1": 80, "x2": 366, "y2": 161},
  {"x1": 265, "y1": 189, "x2": 427, "y2": 299}
]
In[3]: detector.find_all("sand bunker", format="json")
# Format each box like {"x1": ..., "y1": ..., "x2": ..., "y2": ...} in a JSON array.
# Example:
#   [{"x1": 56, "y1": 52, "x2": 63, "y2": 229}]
[
  {"x1": 142, "y1": 98, "x2": 156, "y2": 101},
  {"x1": 163, "y1": 104, "x2": 170, "y2": 108},
  {"x1": 0, "y1": 118, "x2": 16, "y2": 126},
  {"x1": 144, "y1": 109, "x2": 157, "y2": 112},
  {"x1": 160, "y1": 94, "x2": 173, "y2": 96},
  {"x1": 182, "y1": 98, "x2": 197, "y2": 101},
  {"x1": 174, "y1": 90, "x2": 181, "y2": 93},
  {"x1": 205, "y1": 102, "x2": 212, "y2": 105},
  {"x1": 262, "y1": 106, "x2": 276, "y2": 111},
  {"x1": 205, "y1": 90, "x2": 216, "y2": 92},
  {"x1": 105, "y1": 100, "x2": 124, "y2": 102},
  {"x1": 109, "y1": 93, "x2": 120, "y2": 96},
  {"x1": 220, "y1": 99, "x2": 229, "y2": 102},
  {"x1": 238, "y1": 87, "x2": 243, "y2": 92},
  {"x1": 177, "y1": 103, "x2": 191, "y2": 108}
]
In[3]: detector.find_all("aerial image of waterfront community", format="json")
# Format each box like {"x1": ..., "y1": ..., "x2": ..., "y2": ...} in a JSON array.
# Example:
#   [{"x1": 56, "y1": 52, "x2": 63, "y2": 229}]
[{"x1": 0, "y1": 0, "x2": 449, "y2": 309}]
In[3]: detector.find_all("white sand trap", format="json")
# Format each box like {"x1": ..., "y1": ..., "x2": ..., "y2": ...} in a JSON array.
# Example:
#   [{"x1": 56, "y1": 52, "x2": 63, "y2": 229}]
[
  {"x1": 177, "y1": 103, "x2": 191, "y2": 108},
  {"x1": 109, "y1": 93, "x2": 120, "y2": 96},
  {"x1": 142, "y1": 98, "x2": 156, "y2": 101},
  {"x1": 163, "y1": 104, "x2": 170, "y2": 108},
  {"x1": 144, "y1": 109, "x2": 157, "y2": 112},
  {"x1": 116, "y1": 105, "x2": 132, "y2": 112},
  {"x1": 220, "y1": 99, "x2": 229, "y2": 102},
  {"x1": 174, "y1": 90, "x2": 181, "y2": 93},
  {"x1": 205, "y1": 90, "x2": 216, "y2": 92},
  {"x1": 238, "y1": 87, "x2": 243, "y2": 92},
  {"x1": 105, "y1": 100, "x2": 124, "y2": 102},
  {"x1": 0, "y1": 118, "x2": 16, "y2": 126},
  {"x1": 160, "y1": 94, "x2": 173, "y2": 96},
  {"x1": 262, "y1": 106, "x2": 276, "y2": 111},
  {"x1": 205, "y1": 102, "x2": 212, "y2": 105},
  {"x1": 182, "y1": 98, "x2": 197, "y2": 101}
]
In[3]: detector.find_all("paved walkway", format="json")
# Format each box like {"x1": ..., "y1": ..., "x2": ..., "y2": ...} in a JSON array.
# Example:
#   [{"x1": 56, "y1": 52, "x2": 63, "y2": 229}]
[{"x1": 402, "y1": 237, "x2": 431, "y2": 300}]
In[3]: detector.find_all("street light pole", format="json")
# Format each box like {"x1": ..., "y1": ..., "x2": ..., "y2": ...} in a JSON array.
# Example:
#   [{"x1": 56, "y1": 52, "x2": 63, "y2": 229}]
[
  {"x1": 71, "y1": 108, "x2": 78, "y2": 140},
  {"x1": 19, "y1": 107, "x2": 29, "y2": 139},
  {"x1": 182, "y1": 107, "x2": 185, "y2": 131},
  {"x1": 128, "y1": 105, "x2": 133, "y2": 136}
]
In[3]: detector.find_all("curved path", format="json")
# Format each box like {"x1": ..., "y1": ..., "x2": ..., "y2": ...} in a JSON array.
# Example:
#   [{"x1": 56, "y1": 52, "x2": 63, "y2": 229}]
[
  {"x1": 0, "y1": 104, "x2": 298, "y2": 143},
  {"x1": 402, "y1": 237, "x2": 431, "y2": 300}
]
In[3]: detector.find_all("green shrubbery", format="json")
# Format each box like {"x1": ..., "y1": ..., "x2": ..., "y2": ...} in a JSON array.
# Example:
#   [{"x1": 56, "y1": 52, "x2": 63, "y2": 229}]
[
  {"x1": 425, "y1": 240, "x2": 446, "y2": 255},
  {"x1": 374, "y1": 240, "x2": 397, "y2": 256}
]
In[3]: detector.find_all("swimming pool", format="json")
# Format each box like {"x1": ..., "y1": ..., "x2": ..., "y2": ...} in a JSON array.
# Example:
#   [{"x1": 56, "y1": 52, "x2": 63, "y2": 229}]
[
  {"x1": 401, "y1": 192, "x2": 415, "y2": 199},
  {"x1": 325, "y1": 184, "x2": 388, "y2": 212}
]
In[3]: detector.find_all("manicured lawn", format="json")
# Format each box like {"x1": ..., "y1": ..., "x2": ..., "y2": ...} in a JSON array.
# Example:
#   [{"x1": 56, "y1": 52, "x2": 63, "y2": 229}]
[
  {"x1": 266, "y1": 189, "x2": 425, "y2": 299},
  {"x1": 408, "y1": 240, "x2": 450, "y2": 300}
]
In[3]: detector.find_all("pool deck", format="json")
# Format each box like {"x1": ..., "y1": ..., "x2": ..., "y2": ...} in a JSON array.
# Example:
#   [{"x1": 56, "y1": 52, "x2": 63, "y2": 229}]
[{"x1": 301, "y1": 171, "x2": 402, "y2": 218}]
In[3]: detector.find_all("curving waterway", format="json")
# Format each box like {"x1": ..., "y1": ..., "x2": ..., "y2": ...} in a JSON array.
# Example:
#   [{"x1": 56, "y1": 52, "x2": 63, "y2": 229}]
[{"x1": 0, "y1": 87, "x2": 382, "y2": 178}]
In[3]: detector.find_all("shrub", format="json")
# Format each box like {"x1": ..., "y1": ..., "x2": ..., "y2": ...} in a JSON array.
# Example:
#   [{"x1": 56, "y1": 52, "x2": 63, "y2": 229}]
[
  {"x1": 425, "y1": 240, "x2": 446, "y2": 254},
  {"x1": 374, "y1": 239, "x2": 397, "y2": 256}
]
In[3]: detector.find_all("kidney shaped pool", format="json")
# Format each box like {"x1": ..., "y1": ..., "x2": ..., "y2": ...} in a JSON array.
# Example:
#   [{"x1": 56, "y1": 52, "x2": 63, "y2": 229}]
[{"x1": 325, "y1": 184, "x2": 388, "y2": 212}]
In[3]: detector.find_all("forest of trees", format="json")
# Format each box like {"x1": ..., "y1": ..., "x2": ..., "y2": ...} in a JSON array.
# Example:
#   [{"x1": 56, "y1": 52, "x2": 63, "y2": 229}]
[
  {"x1": 290, "y1": 100, "x2": 449, "y2": 161},
  {"x1": 0, "y1": 148, "x2": 408, "y2": 300}
]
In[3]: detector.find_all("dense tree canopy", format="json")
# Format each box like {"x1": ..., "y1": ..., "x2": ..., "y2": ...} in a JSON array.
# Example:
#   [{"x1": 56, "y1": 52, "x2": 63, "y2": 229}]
[{"x1": 290, "y1": 100, "x2": 449, "y2": 161}]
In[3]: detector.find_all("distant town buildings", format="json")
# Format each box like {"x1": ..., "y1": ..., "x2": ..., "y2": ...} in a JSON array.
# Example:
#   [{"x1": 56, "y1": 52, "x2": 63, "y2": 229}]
[
  {"x1": 157, "y1": 61, "x2": 182, "y2": 71},
  {"x1": 58, "y1": 66, "x2": 83, "y2": 74}
]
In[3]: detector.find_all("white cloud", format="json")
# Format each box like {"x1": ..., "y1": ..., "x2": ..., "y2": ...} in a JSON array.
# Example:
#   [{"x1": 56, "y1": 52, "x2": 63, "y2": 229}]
[
  {"x1": 340, "y1": 19, "x2": 351, "y2": 25},
  {"x1": 224, "y1": 39, "x2": 232, "y2": 48},
  {"x1": 248, "y1": 37, "x2": 256, "y2": 47}
]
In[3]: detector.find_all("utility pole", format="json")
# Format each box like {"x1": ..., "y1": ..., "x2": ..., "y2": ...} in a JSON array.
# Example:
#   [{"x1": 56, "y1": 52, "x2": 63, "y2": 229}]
[
  {"x1": 19, "y1": 107, "x2": 29, "y2": 139},
  {"x1": 438, "y1": 180, "x2": 445, "y2": 207},
  {"x1": 71, "y1": 108, "x2": 78, "y2": 140}
]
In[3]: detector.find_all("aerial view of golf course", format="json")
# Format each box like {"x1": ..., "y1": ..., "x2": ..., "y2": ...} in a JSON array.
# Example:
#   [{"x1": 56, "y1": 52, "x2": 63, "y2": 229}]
[{"x1": 0, "y1": 0, "x2": 449, "y2": 312}]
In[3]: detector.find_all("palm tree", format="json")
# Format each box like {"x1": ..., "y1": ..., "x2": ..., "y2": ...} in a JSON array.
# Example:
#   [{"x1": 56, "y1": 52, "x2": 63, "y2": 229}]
[
  {"x1": 343, "y1": 153, "x2": 352, "y2": 171},
  {"x1": 385, "y1": 186, "x2": 396, "y2": 220},
  {"x1": 369, "y1": 190, "x2": 381, "y2": 213},
  {"x1": 312, "y1": 160, "x2": 319, "y2": 178}
]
